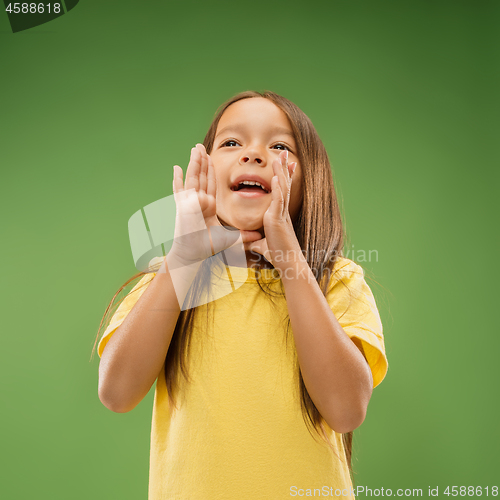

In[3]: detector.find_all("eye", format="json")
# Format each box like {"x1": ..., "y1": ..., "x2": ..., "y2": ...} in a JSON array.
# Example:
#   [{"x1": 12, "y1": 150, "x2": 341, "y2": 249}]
[
  {"x1": 272, "y1": 143, "x2": 291, "y2": 152},
  {"x1": 221, "y1": 140, "x2": 240, "y2": 147}
]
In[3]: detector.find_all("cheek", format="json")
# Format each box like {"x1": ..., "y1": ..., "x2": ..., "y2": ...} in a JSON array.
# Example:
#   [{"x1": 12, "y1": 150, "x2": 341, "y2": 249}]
[{"x1": 213, "y1": 163, "x2": 228, "y2": 188}]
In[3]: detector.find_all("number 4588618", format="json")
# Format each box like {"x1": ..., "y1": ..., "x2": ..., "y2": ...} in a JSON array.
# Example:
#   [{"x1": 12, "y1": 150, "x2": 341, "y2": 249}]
[
  {"x1": 444, "y1": 486, "x2": 498, "y2": 497},
  {"x1": 5, "y1": 3, "x2": 62, "y2": 14}
]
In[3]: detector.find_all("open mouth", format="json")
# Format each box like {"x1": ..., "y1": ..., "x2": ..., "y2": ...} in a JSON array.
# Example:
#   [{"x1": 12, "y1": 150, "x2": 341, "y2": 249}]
[{"x1": 230, "y1": 181, "x2": 271, "y2": 194}]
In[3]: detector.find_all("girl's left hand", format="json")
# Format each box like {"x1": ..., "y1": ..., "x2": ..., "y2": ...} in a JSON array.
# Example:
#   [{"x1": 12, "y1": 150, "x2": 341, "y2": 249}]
[{"x1": 243, "y1": 151, "x2": 303, "y2": 271}]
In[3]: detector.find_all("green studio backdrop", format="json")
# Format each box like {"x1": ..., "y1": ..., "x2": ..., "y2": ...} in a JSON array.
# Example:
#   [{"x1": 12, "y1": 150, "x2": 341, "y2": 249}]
[{"x1": 1, "y1": 1, "x2": 498, "y2": 499}]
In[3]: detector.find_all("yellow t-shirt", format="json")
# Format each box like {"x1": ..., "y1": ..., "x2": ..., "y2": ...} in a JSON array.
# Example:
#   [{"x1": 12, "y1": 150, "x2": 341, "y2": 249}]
[{"x1": 98, "y1": 256, "x2": 388, "y2": 500}]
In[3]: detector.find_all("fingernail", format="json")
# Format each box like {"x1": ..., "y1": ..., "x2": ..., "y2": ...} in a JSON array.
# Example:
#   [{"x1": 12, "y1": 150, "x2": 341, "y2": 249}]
[
  {"x1": 284, "y1": 150, "x2": 289, "y2": 160},
  {"x1": 291, "y1": 162, "x2": 297, "y2": 174}
]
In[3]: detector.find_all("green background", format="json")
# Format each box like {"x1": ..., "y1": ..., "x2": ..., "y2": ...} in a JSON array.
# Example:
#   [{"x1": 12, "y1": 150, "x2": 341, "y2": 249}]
[{"x1": 1, "y1": 0, "x2": 498, "y2": 498}]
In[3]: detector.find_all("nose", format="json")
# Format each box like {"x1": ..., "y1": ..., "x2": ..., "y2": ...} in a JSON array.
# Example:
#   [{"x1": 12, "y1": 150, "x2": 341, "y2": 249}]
[{"x1": 239, "y1": 147, "x2": 266, "y2": 166}]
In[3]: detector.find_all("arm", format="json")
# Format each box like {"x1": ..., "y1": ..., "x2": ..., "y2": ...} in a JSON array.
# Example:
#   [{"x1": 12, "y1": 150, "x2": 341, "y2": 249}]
[
  {"x1": 99, "y1": 144, "x2": 261, "y2": 413},
  {"x1": 98, "y1": 257, "x2": 191, "y2": 413},
  {"x1": 280, "y1": 256, "x2": 373, "y2": 434},
  {"x1": 98, "y1": 146, "x2": 210, "y2": 413},
  {"x1": 244, "y1": 150, "x2": 373, "y2": 434}
]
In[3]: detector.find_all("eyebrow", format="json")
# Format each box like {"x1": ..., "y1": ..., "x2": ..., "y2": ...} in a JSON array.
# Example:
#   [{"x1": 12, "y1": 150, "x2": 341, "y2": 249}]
[{"x1": 214, "y1": 124, "x2": 295, "y2": 140}]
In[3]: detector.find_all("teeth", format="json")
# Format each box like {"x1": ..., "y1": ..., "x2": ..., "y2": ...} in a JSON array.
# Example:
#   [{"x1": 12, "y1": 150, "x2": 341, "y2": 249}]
[{"x1": 238, "y1": 180, "x2": 268, "y2": 192}]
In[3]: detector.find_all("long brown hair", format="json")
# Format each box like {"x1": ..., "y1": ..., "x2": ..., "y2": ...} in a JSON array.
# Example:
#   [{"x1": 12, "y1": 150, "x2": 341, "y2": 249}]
[{"x1": 93, "y1": 90, "x2": 356, "y2": 475}]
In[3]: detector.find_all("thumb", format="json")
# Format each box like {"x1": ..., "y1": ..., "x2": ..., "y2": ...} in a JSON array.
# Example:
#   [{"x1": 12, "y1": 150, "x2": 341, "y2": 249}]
[
  {"x1": 239, "y1": 230, "x2": 264, "y2": 243},
  {"x1": 208, "y1": 225, "x2": 241, "y2": 255},
  {"x1": 207, "y1": 227, "x2": 261, "y2": 255}
]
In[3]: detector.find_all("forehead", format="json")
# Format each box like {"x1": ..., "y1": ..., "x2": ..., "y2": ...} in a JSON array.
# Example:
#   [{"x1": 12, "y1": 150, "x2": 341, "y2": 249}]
[{"x1": 216, "y1": 97, "x2": 293, "y2": 136}]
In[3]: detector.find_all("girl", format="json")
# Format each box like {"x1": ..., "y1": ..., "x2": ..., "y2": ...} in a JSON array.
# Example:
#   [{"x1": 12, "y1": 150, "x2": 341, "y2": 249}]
[{"x1": 94, "y1": 90, "x2": 388, "y2": 499}]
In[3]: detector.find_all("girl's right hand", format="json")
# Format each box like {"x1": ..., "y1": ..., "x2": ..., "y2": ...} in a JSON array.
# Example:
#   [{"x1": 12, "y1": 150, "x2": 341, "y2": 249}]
[{"x1": 168, "y1": 143, "x2": 261, "y2": 267}]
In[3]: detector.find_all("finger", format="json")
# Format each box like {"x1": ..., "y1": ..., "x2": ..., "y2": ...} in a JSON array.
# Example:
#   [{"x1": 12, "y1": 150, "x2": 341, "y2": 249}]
[
  {"x1": 173, "y1": 165, "x2": 184, "y2": 194},
  {"x1": 286, "y1": 162, "x2": 296, "y2": 201},
  {"x1": 272, "y1": 155, "x2": 287, "y2": 217},
  {"x1": 206, "y1": 154, "x2": 217, "y2": 198},
  {"x1": 197, "y1": 186, "x2": 208, "y2": 211},
  {"x1": 275, "y1": 151, "x2": 290, "y2": 196},
  {"x1": 276, "y1": 149, "x2": 289, "y2": 177},
  {"x1": 208, "y1": 225, "x2": 243, "y2": 255},
  {"x1": 288, "y1": 162, "x2": 297, "y2": 200},
  {"x1": 267, "y1": 174, "x2": 284, "y2": 219},
  {"x1": 239, "y1": 230, "x2": 264, "y2": 243},
  {"x1": 185, "y1": 147, "x2": 201, "y2": 192},
  {"x1": 196, "y1": 143, "x2": 208, "y2": 194},
  {"x1": 279, "y1": 152, "x2": 294, "y2": 215},
  {"x1": 280, "y1": 151, "x2": 293, "y2": 212}
]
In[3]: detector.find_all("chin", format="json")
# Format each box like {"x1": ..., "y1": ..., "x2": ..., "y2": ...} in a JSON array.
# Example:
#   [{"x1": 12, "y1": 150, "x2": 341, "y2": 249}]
[
  {"x1": 219, "y1": 215, "x2": 264, "y2": 233},
  {"x1": 242, "y1": 222, "x2": 263, "y2": 231},
  {"x1": 239, "y1": 220, "x2": 265, "y2": 233}
]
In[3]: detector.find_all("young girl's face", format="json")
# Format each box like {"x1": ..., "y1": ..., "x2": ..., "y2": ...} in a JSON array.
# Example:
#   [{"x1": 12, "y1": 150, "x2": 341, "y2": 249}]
[{"x1": 210, "y1": 97, "x2": 303, "y2": 233}]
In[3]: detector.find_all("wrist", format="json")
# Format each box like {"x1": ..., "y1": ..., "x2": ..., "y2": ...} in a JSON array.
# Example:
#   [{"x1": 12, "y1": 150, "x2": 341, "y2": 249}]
[
  {"x1": 276, "y1": 259, "x2": 313, "y2": 284},
  {"x1": 166, "y1": 251, "x2": 206, "y2": 271}
]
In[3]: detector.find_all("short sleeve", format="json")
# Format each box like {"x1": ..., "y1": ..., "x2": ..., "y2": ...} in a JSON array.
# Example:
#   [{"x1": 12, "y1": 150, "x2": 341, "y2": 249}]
[
  {"x1": 97, "y1": 271, "x2": 157, "y2": 358},
  {"x1": 326, "y1": 258, "x2": 388, "y2": 388}
]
